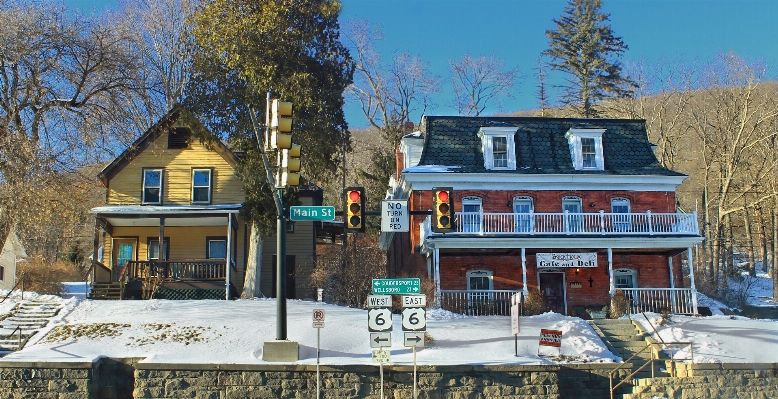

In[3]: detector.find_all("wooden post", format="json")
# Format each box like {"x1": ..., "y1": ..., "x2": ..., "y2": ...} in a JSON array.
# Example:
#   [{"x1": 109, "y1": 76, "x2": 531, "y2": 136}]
[{"x1": 93, "y1": 218, "x2": 101, "y2": 283}]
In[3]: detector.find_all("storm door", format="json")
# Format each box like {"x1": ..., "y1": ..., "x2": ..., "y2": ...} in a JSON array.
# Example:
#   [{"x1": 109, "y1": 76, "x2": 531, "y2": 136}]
[
  {"x1": 538, "y1": 272, "x2": 566, "y2": 314},
  {"x1": 112, "y1": 239, "x2": 136, "y2": 281}
]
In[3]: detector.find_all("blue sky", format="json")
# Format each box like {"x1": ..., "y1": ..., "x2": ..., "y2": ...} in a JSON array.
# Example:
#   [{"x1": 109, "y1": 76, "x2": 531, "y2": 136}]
[{"x1": 64, "y1": 0, "x2": 778, "y2": 129}]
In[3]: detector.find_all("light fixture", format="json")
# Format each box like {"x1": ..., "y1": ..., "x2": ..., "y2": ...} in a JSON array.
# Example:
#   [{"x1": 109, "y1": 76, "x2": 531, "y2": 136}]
[{"x1": 575, "y1": 268, "x2": 580, "y2": 274}]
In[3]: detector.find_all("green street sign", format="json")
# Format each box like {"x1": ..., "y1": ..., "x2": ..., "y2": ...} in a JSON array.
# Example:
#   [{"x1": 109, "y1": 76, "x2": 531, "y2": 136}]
[
  {"x1": 290, "y1": 206, "x2": 336, "y2": 221},
  {"x1": 372, "y1": 278, "x2": 421, "y2": 295}
]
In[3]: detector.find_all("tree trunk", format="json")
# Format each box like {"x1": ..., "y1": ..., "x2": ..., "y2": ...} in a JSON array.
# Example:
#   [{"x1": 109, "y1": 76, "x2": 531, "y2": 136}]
[
  {"x1": 773, "y1": 207, "x2": 778, "y2": 301},
  {"x1": 241, "y1": 222, "x2": 264, "y2": 298},
  {"x1": 743, "y1": 206, "x2": 755, "y2": 276}
]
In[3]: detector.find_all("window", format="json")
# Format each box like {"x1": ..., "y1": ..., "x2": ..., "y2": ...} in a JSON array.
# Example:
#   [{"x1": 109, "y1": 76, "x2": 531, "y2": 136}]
[
  {"x1": 143, "y1": 169, "x2": 163, "y2": 204},
  {"x1": 492, "y1": 137, "x2": 508, "y2": 168},
  {"x1": 565, "y1": 128, "x2": 605, "y2": 170},
  {"x1": 467, "y1": 270, "x2": 494, "y2": 304},
  {"x1": 147, "y1": 238, "x2": 170, "y2": 260},
  {"x1": 461, "y1": 197, "x2": 482, "y2": 233},
  {"x1": 192, "y1": 169, "x2": 212, "y2": 203},
  {"x1": 611, "y1": 197, "x2": 632, "y2": 232},
  {"x1": 207, "y1": 238, "x2": 227, "y2": 259},
  {"x1": 478, "y1": 127, "x2": 517, "y2": 170},
  {"x1": 581, "y1": 138, "x2": 596, "y2": 168},
  {"x1": 562, "y1": 196, "x2": 583, "y2": 232},
  {"x1": 614, "y1": 269, "x2": 637, "y2": 289},
  {"x1": 513, "y1": 196, "x2": 534, "y2": 232}
]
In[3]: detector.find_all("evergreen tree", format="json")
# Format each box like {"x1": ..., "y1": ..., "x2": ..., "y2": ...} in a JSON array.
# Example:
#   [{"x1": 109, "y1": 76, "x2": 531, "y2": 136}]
[{"x1": 543, "y1": 0, "x2": 636, "y2": 117}]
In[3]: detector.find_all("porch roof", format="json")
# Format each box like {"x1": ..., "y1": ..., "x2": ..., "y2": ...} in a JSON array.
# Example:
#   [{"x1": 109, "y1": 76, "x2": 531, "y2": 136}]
[
  {"x1": 420, "y1": 235, "x2": 703, "y2": 254},
  {"x1": 90, "y1": 204, "x2": 241, "y2": 227}
]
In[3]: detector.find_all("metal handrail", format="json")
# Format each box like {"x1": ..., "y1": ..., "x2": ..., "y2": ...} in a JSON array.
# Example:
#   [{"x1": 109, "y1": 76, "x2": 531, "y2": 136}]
[
  {"x1": 5, "y1": 325, "x2": 24, "y2": 351},
  {"x1": 0, "y1": 271, "x2": 27, "y2": 304},
  {"x1": 609, "y1": 341, "x2": 693, "y2": 399}
]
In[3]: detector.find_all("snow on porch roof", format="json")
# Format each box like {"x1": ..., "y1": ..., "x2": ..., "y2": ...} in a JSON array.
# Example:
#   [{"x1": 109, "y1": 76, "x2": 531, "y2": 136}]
[{"x1": 90, "y1": 204, "x2": 242, "y2": 215}]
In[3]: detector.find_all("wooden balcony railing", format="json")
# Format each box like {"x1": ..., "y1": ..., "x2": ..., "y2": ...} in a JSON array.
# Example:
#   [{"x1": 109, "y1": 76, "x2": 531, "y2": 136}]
[
  {"x1": 121, "y1": 260, "x2": 227, "y2": 281},
  {"x1": 438, "y1": 290, "x2": 522, "y2": 316},
  {"x1": 423, "y1": 211, "x2": 699, "y2": 236}
]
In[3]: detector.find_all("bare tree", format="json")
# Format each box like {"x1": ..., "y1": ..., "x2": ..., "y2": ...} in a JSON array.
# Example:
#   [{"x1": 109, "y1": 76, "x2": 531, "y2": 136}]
[
  {"x1": 534, "y1": 58, "x2": 550, "y2": 116},
  {"x1": 0, "y1": 0, "x2": 143, "y2": 252},
  {"x1": 449, "y1": 54, "x2": 520, "y2": 116}
]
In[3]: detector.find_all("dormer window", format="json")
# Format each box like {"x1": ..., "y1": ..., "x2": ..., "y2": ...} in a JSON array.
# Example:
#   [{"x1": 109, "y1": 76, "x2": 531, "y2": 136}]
[
  {"x1": 478, "y1": 127, "x2": 517, "y2": 170},
  {"x1": 565, "y1": 128, "x2": 605, "y2": 171}
]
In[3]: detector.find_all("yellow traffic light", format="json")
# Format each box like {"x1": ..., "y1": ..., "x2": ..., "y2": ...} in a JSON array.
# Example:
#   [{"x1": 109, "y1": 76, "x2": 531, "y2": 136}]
[
  {"x1": 270, "y1": 100, "x2": 293, "y2": 149},
  {"x1": 280, "y1": 144, "x2": 301, "y2": 186},
  {"x1": 344, "y1": 187, "x2": 365, "y2": 232},
  {"x1": 432, "y1": 187, "x2": 454, "y2": 232}
]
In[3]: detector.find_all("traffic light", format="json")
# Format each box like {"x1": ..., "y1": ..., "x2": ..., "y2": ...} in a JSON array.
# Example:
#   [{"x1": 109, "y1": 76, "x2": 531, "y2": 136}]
[
  {"x1": 270, "y1": 100, "x2": 293, "y2": 150},
  {"x1": 344, "y1": 187, "x2": 365, "y2": 233},
  {"x1": 432, "y1": 187, "x2": 454, "y2": 232},
  {"x1": 280, "y1": 144, "x2": 301, "y2": 187}
]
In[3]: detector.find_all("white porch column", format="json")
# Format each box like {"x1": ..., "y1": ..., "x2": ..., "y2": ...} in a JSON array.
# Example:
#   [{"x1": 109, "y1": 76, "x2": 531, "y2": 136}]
[
  {"x1": 226, "y1": 214, "x2": 233, "y2": 300},
  {"x1": 688, "y1": 247, "x2": 698, "y2": 314},
  {"x1": 434, "y1": 248, "x2": 441, "y2": 306},
  {"x1": 668, "y1": 256, "x2": 675, "y2": 289},
  {"x1": 608, "y1": 248, "x2": 614, "y2": 296},
  {"x1": 521, "y1": 248, "x2": 528, "y2": 295}
]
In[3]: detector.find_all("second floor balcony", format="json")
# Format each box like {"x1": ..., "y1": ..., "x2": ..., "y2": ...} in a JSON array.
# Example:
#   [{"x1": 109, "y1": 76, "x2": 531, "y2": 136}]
[{"x1": 422, "y1": 211, "x2": 699, "y2": 237}]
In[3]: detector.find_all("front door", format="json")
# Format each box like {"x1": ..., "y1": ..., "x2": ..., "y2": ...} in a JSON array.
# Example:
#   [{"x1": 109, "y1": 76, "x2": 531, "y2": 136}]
[
  {"x1": 113, "y1": 239, "x2": 136, "y2": 281},
  {"x1": 539, "y1": 272, "x2": 566, "y2": 314}
]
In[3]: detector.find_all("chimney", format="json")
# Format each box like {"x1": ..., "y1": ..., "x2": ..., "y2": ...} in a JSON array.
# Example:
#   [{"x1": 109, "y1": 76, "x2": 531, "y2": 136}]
[{"x1": 404, "y1": 121, "x2": 414, "y2": 135}]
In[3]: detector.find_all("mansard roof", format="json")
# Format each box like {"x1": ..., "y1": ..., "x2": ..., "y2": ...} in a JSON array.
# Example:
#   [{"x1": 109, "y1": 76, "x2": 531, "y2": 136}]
[{"x1": 416, "y1": 116, "x2": 684, "y2": 176}]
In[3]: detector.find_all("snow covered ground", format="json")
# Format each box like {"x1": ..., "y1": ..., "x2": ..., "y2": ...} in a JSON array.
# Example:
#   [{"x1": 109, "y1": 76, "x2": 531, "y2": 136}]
[{"x1": 1, "y1": 287, "x2": 777, "y2": 365}]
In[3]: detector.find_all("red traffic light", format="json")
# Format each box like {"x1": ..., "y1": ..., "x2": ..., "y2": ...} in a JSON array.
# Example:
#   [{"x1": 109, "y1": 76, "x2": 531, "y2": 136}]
[
  {"x1": 437, "y1": 191, "x2": 449, "y2": 202},
  {"x1": 349, "y1": 190, "x2": 361, "y2": 202}
]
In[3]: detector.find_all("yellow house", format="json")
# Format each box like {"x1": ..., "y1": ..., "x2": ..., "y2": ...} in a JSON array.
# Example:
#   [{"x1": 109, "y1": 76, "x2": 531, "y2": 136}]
[{"x1": 89, "y1": 107, "x2": 248, "y2": 300}]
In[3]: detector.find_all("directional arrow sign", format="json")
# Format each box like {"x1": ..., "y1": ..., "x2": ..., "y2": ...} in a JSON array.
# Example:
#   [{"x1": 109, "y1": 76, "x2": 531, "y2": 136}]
[
  {"x1": 370, "y1": 332, "x2": 391, "y2": 348},
  {"x1": 404, "y1": 332, "x2": 425, "y2": 348},
  {"x1": 372, "y1": 278, "x2": 421, "y2": 295}
]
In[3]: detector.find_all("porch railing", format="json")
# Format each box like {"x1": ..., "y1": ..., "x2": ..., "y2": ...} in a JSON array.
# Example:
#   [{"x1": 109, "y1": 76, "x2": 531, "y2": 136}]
[
  {"x1": 425, "y1": 211, "x2": 699, "y2": 236},
  {"x1": 439, "y1": 290, "x2": 522, "y2": 316},
  {"x1": 620, "y1": 288, "x2": 697, "y2": 315},
  {"x1": 122, "y1": 260, "x2": 227, "y2": 281}
]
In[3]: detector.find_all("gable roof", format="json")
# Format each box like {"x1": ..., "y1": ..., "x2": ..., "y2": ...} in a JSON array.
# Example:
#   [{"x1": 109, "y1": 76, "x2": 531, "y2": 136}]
[
  {"x1": 97, "y1": 105, "x2": 239, "y2": 186},
  {"x1": 416, "y1": 116, "x2": 684, "y2": 176}
]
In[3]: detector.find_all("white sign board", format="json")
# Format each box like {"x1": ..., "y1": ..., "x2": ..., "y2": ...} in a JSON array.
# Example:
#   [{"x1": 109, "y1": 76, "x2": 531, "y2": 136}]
[
  {"x1": 381, "y1": 200, "x2": 409, "y2": 232},
  {"x1": 402, "y1": 295, "x2": 426, "y2": 308},
  {"x1": 368, "y1": 308, "x2": 393, "y2": 332},
  {"x1": 367, "y1": 295, "x2": 392, "y2": 308},
  {"x1": 401, "y1": 307, "x2": 426, "y2": 331},
  {"x1": 370, "y1": 332, "x2": 391, "y2": 348},
  {"x1": 404, "y1": 332, "x2": 425, "y2": 348},
  {"x1": 372, "y1": 349, "x2": 390, "y2": 363},
  {"x1": 510, "y1": 294, "x2": 520, "y2": 335},
  {"x1": 536, "y1": 252, "x2": 597, "y2": 268}
]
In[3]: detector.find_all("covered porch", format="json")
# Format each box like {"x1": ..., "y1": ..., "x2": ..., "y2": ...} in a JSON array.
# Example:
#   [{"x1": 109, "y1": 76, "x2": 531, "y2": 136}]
[{"x1": 89, "y1": 204, "x2": 243, "y2": 300}]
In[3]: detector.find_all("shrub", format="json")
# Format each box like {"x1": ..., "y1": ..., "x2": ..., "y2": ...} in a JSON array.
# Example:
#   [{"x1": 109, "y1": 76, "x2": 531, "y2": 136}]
[
  {"x1": 610, "y1": 290, "x2": 629, "y2": 318},
  {"x1": 17, "y1": 256, "x2": 83, "y2": 296},
  {"x1": 523, "y1": 291, "x2": 546, "y2": 316}
]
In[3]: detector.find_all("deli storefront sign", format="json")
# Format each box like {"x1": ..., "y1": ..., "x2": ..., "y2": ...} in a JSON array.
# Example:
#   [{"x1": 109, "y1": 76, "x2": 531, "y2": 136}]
[{"x1": 537, "y1": 253, "x2": 597, "y2": 268}]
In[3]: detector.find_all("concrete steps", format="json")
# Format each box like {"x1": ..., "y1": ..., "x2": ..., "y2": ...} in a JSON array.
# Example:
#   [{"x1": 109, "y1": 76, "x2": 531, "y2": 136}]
[{"x1": 0, "y1": 299, "x2": 63, "y2": 357}]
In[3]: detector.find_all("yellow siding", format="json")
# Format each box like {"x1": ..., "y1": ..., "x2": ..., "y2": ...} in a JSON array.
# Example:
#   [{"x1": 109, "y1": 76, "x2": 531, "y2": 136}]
[
  {"x1": 107, "y1": 130, "x2": 244, "y2": 205},
  {"x1": 106, "y1": 223, "x2": 246, "y2": 274}
]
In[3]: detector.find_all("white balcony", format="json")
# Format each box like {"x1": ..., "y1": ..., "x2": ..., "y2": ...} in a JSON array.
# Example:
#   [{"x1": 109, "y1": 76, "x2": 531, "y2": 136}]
[{"x1": 424, "y1": 211, "x2": 699, "y2": 236}]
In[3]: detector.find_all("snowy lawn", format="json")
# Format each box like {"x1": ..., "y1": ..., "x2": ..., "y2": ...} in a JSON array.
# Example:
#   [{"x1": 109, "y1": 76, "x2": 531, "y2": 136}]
[{"x1": 3, "y1": 297, "x2": 618, "y2": 365}]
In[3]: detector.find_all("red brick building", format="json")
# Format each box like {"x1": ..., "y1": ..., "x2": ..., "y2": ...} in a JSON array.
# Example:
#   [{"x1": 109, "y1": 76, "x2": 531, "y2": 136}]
[{"x1": 381, "y1": 116, "x2": 703, "y2": 316}]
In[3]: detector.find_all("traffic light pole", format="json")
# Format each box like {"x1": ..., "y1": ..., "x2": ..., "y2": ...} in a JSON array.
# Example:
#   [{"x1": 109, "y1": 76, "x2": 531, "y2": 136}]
[{"x1": 249, "y1": 95, "x2": 288, "y2": 341}]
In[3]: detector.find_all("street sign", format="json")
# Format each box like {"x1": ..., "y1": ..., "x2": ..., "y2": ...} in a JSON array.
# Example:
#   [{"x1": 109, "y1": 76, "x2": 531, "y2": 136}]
[
  {"x1": 372, "y1": 349, "x2": 390, "y2": 363},
  {"x1": 401, "y1": 307, "x2": 426, "y2": 331},
  {"x1": 404, "y1": 332, "x2": 425, "y2": 348},
  {"x1": 402, "y1": 295, "x2": 426, "y2": 307},
  {"x1": 511, "y1": 294, "x2": 521, "y2": 335},
  {"x1": 367, "y1": 295, "x2": 392, "y2": 308},
  {"x1": 381, "y1": 200, "x2": 409, "y2": 232},
  {"x1": 370, "y1": 332, "x2": 391, "y2": 348},
  {"x1": 290, "y1": 206, "x2": 336, "y2": 221},
  {"x1": 368, "y1": 308, "x2": 393, "y2": 332},
  {"x1": 313, "y1": 309, "x2": 325, "y2": 322},
  {"x1": 372, "y1": 278, "x2": 421, "y2": 295},
  {"x1": 313, "y1": 322, "x2": 325, "y2": 328}
]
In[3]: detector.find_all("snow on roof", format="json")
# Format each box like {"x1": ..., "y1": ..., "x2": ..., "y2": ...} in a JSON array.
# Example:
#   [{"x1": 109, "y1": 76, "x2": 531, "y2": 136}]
[
  {"x1": 90, "y1": 204, "x2": 242, "y2": 214},
  {"x1": 402, "y1": 165, "x2": 461, "y2": 173}
]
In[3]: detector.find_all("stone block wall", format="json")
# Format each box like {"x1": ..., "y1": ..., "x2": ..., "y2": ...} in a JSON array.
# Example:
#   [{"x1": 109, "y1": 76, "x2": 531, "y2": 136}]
[{"x1": 0, "y1": 361, "x2": 93, "y2": 399}]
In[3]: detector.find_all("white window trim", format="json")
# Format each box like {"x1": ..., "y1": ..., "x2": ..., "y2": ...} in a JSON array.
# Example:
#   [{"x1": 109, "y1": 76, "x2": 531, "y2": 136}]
[
  {"x1": 461, "y1": 196, "x2": 483, "y2": 233},
  {"x1": 478, "y1": 127, "x2": 517, "y2": 171},
  {"x1": 192, "y1": 169, "x2": 212, "y2": 204},
  {"x1": 466, "y1": 269, "x2": 494, "y2": 291},
  {"x1": 142, "y1": 169, "x2": 163, "y2": 204},
  {"x1": 614, "y1": 268, "x2": 638, "y2": 289},
  {"x1": 565, "y1": 128, "x2": 605, "y2": 171},
  {"x1": 513, "y1": 196, "x2": 534, "y2": 232}
]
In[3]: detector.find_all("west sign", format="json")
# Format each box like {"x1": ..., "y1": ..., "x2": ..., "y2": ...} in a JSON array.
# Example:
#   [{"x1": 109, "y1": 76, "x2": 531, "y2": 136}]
[{"x1": 536, "y1": 253, "x2": 597, "y2": 268}]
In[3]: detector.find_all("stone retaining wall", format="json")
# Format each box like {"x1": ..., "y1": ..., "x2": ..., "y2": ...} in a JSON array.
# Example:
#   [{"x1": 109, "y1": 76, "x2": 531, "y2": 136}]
[{"x1": 0, "y1": 361, "x2": 93, "y2": 399}]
